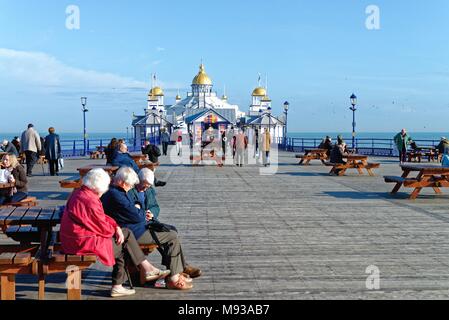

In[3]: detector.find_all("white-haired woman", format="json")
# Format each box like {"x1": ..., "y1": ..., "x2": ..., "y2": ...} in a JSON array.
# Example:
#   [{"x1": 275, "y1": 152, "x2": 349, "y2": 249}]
[
  {"x1": 101, "y1": 167, "x2": 193, "y2": 290},
  {"x1": 60, "y1": 168, "x2": 170, "y2": 298}
]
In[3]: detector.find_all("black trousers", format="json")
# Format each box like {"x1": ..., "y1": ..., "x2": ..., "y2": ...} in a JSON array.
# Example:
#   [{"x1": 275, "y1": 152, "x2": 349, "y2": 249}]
[
  {"x1": 24, "y1": 151, "x2": 37, "y2": 175},
  {"x1": 399, "y1": 149, "x2": 407, "y2": 163},
  {"x1": 112, "y1": 228, "x2": 146, "y2": 286},
  {"x1": 162, "y1": 142, "x2": 168, "y2": 156},
  {"x1": 48, "y1": 159, "x2": 59, "y2": 176}
]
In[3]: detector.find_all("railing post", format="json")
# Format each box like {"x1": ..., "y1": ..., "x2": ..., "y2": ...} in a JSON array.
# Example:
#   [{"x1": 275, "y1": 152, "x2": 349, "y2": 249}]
[
  {"x1": 372, "y1": 139, "x2": 375, "y2": 156},
  {"x1": 302, "y1": 138, "x2": 304, "y2": 152},
  {"x1": 72, "y1": 140, "x2": 76, "y2": 157}
]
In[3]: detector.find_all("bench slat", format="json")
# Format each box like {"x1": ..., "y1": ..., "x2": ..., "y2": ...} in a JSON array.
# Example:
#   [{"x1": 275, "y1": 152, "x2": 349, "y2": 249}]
[
  {"x1": 0, "y1": 253, "x2": 16, "y2": 265},
  {"x1": 13, "y1": 253, "x2": 32, "y2": 264}
]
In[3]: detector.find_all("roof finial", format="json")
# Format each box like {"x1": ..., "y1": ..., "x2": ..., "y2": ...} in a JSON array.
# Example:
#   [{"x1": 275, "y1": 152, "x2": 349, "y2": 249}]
[{"x1": 258, "y1": 73, "x2": 261, "y2": 87}]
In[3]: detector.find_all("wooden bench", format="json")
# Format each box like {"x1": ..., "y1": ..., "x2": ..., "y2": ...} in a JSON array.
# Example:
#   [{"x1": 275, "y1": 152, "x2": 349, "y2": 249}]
[
  {"x1": 59, "y1": 179, "x2": 82, "y2": 189},
  {"x1": 0, "y1": 252, "x2": 35, "y2": 300},
  {"x1": 5, "y1": 225, "x2": 40, "y2": 244},
  {"x1": 0, "y1": 197, "x2": 38, "y2": 208},
  {"x1": 325, "y1": 161, "x2": 380, "y2": 176},
  {"x1": 296, "y1": 149, "x2": 328, "y2": 165}
]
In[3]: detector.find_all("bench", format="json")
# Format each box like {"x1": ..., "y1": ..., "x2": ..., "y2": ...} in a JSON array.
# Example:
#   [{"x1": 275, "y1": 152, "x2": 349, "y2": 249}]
[
  {"x1": 0, "y1": 197, "x2": 38, "y2": 208},
  {"x1": 59, "y1": 179, "x2": 82, "y2": 189},
  {"x1": 5, "y1": 225, "x2": 40, "y2": 244},
  {"x1": 0, "y1": 252, "x2": 35, "y2": 300}
]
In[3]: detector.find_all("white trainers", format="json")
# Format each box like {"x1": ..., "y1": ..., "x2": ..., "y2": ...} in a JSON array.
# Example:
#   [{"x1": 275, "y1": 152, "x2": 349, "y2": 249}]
[{"x1": 110, "y1": 286, "x2": 136, "y2": 298}]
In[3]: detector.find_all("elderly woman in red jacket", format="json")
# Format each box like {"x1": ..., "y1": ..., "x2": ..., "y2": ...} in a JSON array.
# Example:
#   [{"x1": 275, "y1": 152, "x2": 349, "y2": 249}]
[{"x1": 60, "y1": 168, "x2": 170, "y2": 297}]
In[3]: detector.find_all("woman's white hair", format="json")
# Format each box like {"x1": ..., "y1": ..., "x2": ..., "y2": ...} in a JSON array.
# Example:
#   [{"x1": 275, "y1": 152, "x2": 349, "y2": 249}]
[
  {"x1": 138, "y1": 168, "x2": 154, "y2": 186},
  {"x1": 82, "y1": 168, "x2": 111, "y2": 195},
  {"x1": 114, "y1": 167, "x2": 139, "y2": 186}
]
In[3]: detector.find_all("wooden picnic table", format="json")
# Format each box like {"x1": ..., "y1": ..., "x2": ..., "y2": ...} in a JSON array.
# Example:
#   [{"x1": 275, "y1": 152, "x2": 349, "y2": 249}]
[
  {"x1": 130, "y1": 153, "x2": 147, "y2": 163},
  {"x1": 0, "y1": 182, "x2": 15, "y2": 190},
  {"x1": 77, "y1": 164, "x2": 119, "y2": 177},
  {"x1": 0, "y1": 206, "x2": 96, "y2": 300},
  {"x1": 296, "y1": 148, "x2": 328, "y2": 165},
  {"x1": 326, "y1": 154, "x2": 380, "y2": 176},
  {"x1": 407, "y1": 147, "x2": 438, "y2": 163},
  {"x1": 385, "y1": 164, "x2": 449, "y2": 200}
]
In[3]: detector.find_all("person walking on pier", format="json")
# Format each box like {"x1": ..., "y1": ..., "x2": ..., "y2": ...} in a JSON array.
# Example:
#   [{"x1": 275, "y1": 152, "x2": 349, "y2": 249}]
[
  {"x1": 394, "y1": 129, "x2": 413, "y2": 164},
  {"x1": 20, "y1": 124, "x2": 41, "y2": 177},
  {"x1": 44, "y1": 127, "x2": 61, "y2": 176},
  {"x1": 234, "y1": 129, "x2": 248, "y2": 167},
  {"x1": 262, "y1": 128, "x2": 271, "y2": 166},
  {"x1": 160, "y1": 128, "x2": 170, "y2": 156}
]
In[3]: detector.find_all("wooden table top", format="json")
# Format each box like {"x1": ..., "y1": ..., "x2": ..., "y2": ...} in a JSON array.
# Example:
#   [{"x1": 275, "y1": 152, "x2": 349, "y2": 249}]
[
  {"x1": 0, "y1": 182, "x2": 15, "y2": 189},
  {"x1": 77, "y1": 165, "x2": 119, "y2": 176},
  {"x1": 344, "y1": 154, "x2": 368, "y2": 160},
  {"x1": 401, "y1": 164, "x2": 449, "y2": 172},
  {"x1": 304, "y1": 148, "x2": 327, "y2": 153},
  {"x1": 0, "y1": 206, "x2": 62, "y2": 227}
]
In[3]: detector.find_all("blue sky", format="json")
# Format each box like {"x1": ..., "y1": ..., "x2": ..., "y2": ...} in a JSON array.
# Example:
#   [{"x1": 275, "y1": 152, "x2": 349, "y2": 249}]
[{"x1": 1, "y1": 0, "x2": 449, "y2": 133}]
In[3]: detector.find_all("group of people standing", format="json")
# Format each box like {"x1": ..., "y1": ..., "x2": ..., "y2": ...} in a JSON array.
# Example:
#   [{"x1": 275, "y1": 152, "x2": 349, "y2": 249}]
[{"x1": 1, "y1": 124, "x2": 62, "y2": 177}]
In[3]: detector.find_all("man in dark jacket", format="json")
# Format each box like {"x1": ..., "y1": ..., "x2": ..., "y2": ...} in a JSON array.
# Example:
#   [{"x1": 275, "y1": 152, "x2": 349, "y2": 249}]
[
  {"x1": 141, "y1": 140, "x2": 161, "y2": 164},
  {"x1": 1, "y1": 140, "x2": 19, "y2": 156},
  {"x1": 44, "y1": 127, "x2": 61, "y2": 176},
  {"x1": 101, "y1": 167, "x2": 194, "y2": 289}
]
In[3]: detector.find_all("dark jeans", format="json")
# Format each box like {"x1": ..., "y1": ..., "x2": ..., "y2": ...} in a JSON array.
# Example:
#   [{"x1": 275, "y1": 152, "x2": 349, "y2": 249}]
[
  {"x1": 0, "y1": 192, "x2": 28, "y2": 205},
  {"x1": 162, "y1": 142, "x2": 168, "y2": 156},
  {"x1": 399, "y1": 149, "x2": 407, "y2": 163},
  {"x1": 24, "y1": 151, "x2": 38, "y2": 175},
  {"x1": 48, "y1": 159, "x2": 59, "y2": 176},
  {"x1": 138, "y1": 229, "x2": 186, "y2": 276},
  {"x1": 112, "y1": 228, "x2": 146, "y2": 286}
]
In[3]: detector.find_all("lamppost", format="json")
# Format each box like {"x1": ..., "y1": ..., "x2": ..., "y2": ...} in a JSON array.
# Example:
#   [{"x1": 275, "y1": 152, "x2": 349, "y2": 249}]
[
  {"x1": 283, "y1": 101, "x2": 290, "y2": 150},
  {"x1": 152, "y1": 107, "x2": 157, "y2": 145},
  {"x1": 349, "y1": 93, "x2": 357, "y2": 151},
  {"x1": 267, "y1": 106, "x2": 272, "y2": 141},
  {"x1": 126, "y1": 127, "x2": 129, "y2": 142},
  {"x1": 159, "y1": 109, "x2": 164, "y2": 145},
  {"x1": 81, "y1": 97, "x2": 88, "y2": 156}
]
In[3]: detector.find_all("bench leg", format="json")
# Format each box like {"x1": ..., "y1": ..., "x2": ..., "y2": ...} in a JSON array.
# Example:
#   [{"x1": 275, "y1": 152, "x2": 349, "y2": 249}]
[
  {"x1": 367, "y1": 169, "x2": 375, "y2": 177},
  {"x1": 410, "y1": 188, "x2": 422, "y2": 200},
  {"x1": 432, "y1": 187, "x2": 442, "y2": 194},
  {"x1": 38, "y1": 275, "x2": 45, "y2": 300},
  {"x1": 67, "y1": 269, "x2": 82, "y2": 300},
  {"x1": 1, "y1": 275, "x2": 16, "y2": 300}
]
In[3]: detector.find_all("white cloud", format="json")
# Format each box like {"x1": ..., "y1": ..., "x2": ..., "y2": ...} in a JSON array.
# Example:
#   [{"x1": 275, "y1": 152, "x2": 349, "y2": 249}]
[{"x1": 0, "y1": 48, "x2": 148, "y2": 90}]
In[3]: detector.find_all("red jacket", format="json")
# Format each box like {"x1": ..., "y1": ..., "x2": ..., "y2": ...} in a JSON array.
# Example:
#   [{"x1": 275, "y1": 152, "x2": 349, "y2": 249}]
[{"x1": 60, "y1": 186, "x2": 118, "y2": 266}]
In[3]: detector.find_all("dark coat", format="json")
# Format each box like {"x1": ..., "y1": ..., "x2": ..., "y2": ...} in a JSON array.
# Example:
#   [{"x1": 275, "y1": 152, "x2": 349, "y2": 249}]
[
  {"x1": 111, "y1": 152, "x2": 140, "y2": 173},
  {"x1": 128, "y1": 187, "x2": 160, "y2": 220},
  {"x1": 11, "y1": 165, "x2": 28, "y2": 193},
  {"x1": 105, "y1": 146, "x2": 117, "y2": 164},
  {"x1": 44, "y1": 133, "x2": 61, "y2": 160},
  {"x1": 330, "y1": 144, "x2": 345, "y2": 164},
  {"x1": 101, "y1": 185, "x2": 147, "y2": 239},
  {"x1": 141, "y1": 144, "x2": 161, "y2": 163},
  {"x1": 2, "y1": 142, "x2": 19, "y2": 156}
]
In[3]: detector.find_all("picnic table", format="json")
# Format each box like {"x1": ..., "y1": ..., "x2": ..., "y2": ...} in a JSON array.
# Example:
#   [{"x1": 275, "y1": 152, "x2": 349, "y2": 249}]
[
  {"x1": 385, "y1": 164, "x2": 449, "y2": 199},
  {"x1": 296, "y1": 148, "x2": 328, "y2": 165},
  {"x1": 407, "y1": 147, "x2": 438, "y2": 163},
  {"x1": 130, "y1": 153, "x2": 147, "y2": 163},
  {"x1": 77, "y1": 164, "x2": 119, "y2": 177},
  {"x1": 325, "y1": 154, "x2": 380, "y2": 176},
  {"x1": 0, "y1": 206, "x2": 96, "y2": 300}
]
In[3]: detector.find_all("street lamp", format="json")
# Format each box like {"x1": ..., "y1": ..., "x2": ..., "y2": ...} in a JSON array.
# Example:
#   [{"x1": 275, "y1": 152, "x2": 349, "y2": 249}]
[
  {"x1": 81, "y1": 97, "x2": 88, "y2": 156},
  {"x1": 283, "y1": 101, "x2": 290, "y2": 150},
  {"x1": 267, "y1": 106, "x2": 272, "y2": 141},
  {"x1": 159, "y1": 109, "x2": 164, "y2": 145},
  {"x1": 349, "y1": 93, "x2": 357, "y2": 151},
  {"x1": 151, "y1": 107, "x2": 157, "y2": 145}
]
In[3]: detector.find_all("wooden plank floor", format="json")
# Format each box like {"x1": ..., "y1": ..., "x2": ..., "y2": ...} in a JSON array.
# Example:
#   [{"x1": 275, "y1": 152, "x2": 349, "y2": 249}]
[{"x1": 1, "y1": 147, "x2": 449, "y2": 300}]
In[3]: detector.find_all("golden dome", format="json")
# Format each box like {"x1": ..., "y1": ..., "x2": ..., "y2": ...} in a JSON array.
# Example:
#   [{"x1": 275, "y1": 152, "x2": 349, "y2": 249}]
[
  {"x1": 222, "y1": 95, "x2": 228, "y2": 101},
  {"x1": 252, "y1": 87, "x2": 267, "y2": 96},
  {"x1": 149, "y1": 86, "x2": 164, "y2": 96},
  {"x1": 261, "y1": 95, "x2": 272, "y2": 102},
  {"x1": 176, "y1": 94, "x2": 182, "y2": 100},
  {"x1": 192, "y1": 64, "x2": 213, "y2": 85}
]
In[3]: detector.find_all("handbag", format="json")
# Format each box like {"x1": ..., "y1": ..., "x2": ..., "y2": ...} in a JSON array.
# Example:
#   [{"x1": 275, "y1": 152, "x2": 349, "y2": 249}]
[{"x1": 146, "y1": 219, "x2": 171, "y2": 232}]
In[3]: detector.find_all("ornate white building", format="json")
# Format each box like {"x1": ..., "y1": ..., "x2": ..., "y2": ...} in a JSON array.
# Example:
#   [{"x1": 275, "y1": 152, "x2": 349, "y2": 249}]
[{"x1": 132, "y1": 63, "x2": 285, "y2": 147}]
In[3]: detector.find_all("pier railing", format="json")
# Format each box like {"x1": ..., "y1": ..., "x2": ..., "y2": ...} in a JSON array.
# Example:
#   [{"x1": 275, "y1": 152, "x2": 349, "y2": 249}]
[
  {"x1": 60, "y1": 138, "x2": 137, "y2": 158},
  {"x1": 277, "y1": 137, "x2": 440, "y2": 157}
]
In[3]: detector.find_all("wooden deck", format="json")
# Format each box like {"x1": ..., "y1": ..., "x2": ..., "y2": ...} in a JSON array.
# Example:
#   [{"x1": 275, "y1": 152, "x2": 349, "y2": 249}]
[{"x1": 1, "y1": 148, "x2": 449, "y2": 299}]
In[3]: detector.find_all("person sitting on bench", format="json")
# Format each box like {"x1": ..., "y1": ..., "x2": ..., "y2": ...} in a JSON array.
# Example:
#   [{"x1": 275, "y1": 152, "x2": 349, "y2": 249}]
[
  {"x1": 60, "y1": 168, "x2": 170, "y2": 298},
  {"x1": 0, "y1": 154, "x2": 28, "y2": 205},
  {"x1": 329, "y1": 140, "x2": 347, "y2": 176},
  {"x1": 129, "y1": 168, "x2": 202, "y2": 279},
  {"x1": 101, "y1": 167, "x2": 194, "y2": 290}
]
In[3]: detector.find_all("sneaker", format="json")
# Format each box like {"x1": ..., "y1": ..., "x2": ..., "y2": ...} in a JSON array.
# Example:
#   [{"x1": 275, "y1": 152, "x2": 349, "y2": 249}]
[
  {"x1": 110, "y1": 286, "x2": 136, "y2": 298},
  {"x1": 154, "y1": 180, "x2": 167, "y2": 187},
  {"x1": 144, "y1": 269, "x2": 171, "y2": 282}
]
